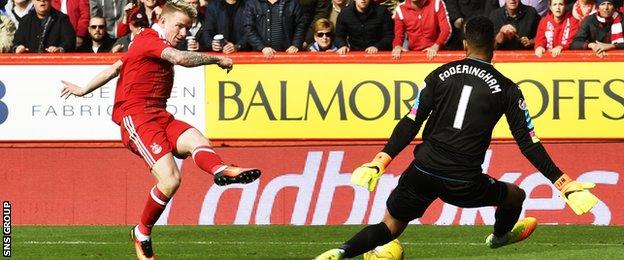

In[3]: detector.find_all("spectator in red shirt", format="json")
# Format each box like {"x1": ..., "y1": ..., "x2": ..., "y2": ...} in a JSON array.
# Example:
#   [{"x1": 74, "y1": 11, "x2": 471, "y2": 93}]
[
  {"x1": 61, "y1": 1, "x2": 260, "y2": 259},
  {"x1": 52, "y1": 0, "x2": 89, "y2": 48},
  {"x1": 568, "y1": 0, "x2": 596, "y2": 21},
  {"x1": 391, "y1": 0, "x2": 452, "y2": 60},
  {"x1": 534, "y1": 0, "x2": 579, "y2": 57}
]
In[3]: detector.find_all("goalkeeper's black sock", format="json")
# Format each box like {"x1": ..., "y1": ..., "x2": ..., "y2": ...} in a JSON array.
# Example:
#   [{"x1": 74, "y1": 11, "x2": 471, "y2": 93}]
[
  {"x1": 340, "y1": 222, "x2": 393, "y2": 258},
  {"x1": 493, "y1": 205, "x2": 522, "y2": 237}
]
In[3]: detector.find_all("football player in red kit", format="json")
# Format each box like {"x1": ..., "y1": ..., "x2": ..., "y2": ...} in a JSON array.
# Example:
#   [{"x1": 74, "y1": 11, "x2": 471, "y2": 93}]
[{"x1": 60, "y1": 1, "x2": 260, "y2": 259}]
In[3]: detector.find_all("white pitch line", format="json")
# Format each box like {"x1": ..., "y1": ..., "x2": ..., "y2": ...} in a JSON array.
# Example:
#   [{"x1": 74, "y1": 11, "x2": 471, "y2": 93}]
[{"x1": 20, "y1": 241, "x2": 623, "y2": 247}]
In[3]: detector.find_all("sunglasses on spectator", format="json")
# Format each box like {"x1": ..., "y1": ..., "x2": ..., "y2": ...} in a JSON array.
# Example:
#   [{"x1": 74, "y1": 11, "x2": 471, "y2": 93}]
[
  {"x1": 89, "y1": 25, "x2": 106, "y2": 29},
  {"x1": 315, "y1": 32, "x2": 333, "y2": 37}
]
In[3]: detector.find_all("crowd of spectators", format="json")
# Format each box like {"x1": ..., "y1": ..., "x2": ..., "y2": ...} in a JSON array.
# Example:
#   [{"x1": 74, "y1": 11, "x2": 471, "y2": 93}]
[{"x1": 0, "y1": 0, "x2": 623, "y2": 58}]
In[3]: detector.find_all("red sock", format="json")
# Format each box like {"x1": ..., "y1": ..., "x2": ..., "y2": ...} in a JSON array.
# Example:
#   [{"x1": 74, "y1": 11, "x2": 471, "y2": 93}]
[
  {"x1": 138, "y1": 186, "x2": 170, "y2": 236},
  {"x1": 192, "y1": 145, "x2": 227, "y2": 175}
]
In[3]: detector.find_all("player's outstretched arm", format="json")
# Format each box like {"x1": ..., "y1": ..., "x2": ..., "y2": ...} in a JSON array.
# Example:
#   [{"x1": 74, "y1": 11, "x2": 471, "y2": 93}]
[
  {"x1": 505, "y1": 86, "x2": 599, "y2": 215},
  {"x1": 161, "y1": 47, "x2": 233, "y2": 71},
  {"x1": 61, "y1": 59, "x2": 123, "y2": 99}
]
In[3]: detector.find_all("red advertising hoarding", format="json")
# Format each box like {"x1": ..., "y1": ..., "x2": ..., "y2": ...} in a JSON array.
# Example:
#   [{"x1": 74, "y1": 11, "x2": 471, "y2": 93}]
[{"x1": 0, "y1": 142, "x2": 621, "y2": 226}]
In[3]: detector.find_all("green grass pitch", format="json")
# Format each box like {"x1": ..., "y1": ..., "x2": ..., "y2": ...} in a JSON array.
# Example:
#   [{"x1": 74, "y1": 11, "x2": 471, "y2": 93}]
[{"x1": 11, "y1": 225, "x2": 624, "y2": 259}]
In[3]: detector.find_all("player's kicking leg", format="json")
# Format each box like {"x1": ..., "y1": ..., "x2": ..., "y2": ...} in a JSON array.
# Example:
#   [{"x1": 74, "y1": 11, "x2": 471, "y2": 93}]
[
  {"x1": 176, "y1": 128, "x2": 261, "y2": 185},
  {"x1": 486, "y1": 183, "x2": 537, "y2": 248},
  {"x1": 131, "y1": 153, "x2": 181, "y2": 260}
]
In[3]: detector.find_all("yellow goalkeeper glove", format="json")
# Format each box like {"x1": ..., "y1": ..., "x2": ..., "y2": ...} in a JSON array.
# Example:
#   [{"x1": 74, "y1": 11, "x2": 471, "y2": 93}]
[
  {"x1": 351, "y1": 152, "x2": 392, "y2": 191},
  {"x1": 555, "y1": 174, "x2": 599, "y2": 215}
]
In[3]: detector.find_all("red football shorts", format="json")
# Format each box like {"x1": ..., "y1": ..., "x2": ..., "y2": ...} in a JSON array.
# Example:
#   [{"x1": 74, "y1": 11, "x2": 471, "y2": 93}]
[{"x1": 119, "y1": 111, "x2": 193, "y2": 168}]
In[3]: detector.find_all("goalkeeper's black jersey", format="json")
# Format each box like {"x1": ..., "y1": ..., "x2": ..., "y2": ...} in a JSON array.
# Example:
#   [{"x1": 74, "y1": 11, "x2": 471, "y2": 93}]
[{"x1": 383, "y1": 57, "x2": 562, "y2": 182}]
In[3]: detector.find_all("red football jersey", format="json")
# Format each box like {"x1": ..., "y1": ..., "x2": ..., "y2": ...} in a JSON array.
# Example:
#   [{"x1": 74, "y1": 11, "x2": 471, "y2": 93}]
[{"x1": 112, "y1": 24, "x2": 172, "y2": 125}]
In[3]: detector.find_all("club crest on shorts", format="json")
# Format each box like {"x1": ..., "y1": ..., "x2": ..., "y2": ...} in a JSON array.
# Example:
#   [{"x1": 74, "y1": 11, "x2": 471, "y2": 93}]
[{"x1": 151, "y1": 143, "x2": 162, "y2": 154}]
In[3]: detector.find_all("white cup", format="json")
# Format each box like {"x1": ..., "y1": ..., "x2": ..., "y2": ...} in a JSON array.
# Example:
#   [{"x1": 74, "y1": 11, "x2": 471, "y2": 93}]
[
  {"x1": 213, "y1": 34, "x2": 225, "y2": 47},
  {"x1": 186, "y1": 35, "x2": 198, "y2": 51}
]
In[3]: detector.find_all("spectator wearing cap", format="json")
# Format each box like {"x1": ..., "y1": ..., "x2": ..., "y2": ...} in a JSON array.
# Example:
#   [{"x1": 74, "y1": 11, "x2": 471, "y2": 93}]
[
  {"x1": 89, "y1": 0, "x2": 128, "y2": 38},
  {"x1": 12, "y1": 0, "x2": 76, "y2": 53},
  {"x1": 391, "y1": 0, "x2": 452, "y2": 60},
  {"x1": 116, "y1": 0, "x2": 162, "y2": 38},
  {"x1": 77, "y1": 16, "x2": 114, "y2": 52},
  {"x1": 52, "y1": 0, "x2": 89, "y2": 47},
  {"x1": 567, "y1": 0, "x2": 596, "y2": 21},
  {"x1": 204, "y1": 0, "x2": 248, "y2": 53},
  {"x1": 243, "y1": 0, "x2": 307, "y2": 58},
  {"x1": 334, "y1": 0, "x2": 394, "y2": 54},
  {"x1": 0, "y1": 11, "x2": 16, "y2": 52},
  {"x1": 111, "y1": 7, "x2": 148, "y2": 52},
  {"x1": 571, "y1": 0, "x2": 624, "y2": 57},
  {"x1": 490, "y1": 0, "x2": 540, "y2": 50},
  {"x1": 534, "y1": 0, "x2": 579, "y2": 57},
  {"x1": 4, "y1": 0, "x2": 33, "y2": 28},
  {"x1": 308, "y1": 18, "x2": 337, "y2": 51}
]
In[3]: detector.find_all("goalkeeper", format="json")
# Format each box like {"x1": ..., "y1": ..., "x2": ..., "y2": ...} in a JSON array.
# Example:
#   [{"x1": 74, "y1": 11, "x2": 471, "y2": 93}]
[{"x1": 316, "y1": 16, "x2": 599, "y2": 259}]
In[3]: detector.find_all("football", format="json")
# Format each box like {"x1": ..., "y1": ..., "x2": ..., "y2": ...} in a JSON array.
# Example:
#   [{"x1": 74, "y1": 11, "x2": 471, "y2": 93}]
[{"x1": 363, "y1": 239, "x2": 404, "y2": 260}]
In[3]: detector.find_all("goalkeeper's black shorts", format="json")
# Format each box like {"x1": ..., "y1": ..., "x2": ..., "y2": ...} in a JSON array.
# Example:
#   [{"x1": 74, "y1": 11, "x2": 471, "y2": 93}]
[{"x1": 386, "y1": 161, "x2": 508, "y2": 222}]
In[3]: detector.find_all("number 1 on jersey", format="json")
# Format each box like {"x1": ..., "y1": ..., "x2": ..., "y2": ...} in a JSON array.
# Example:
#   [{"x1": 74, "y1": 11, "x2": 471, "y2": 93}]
[{"x1": 453, "y1": 85, "x2": 473, "y2": 130}]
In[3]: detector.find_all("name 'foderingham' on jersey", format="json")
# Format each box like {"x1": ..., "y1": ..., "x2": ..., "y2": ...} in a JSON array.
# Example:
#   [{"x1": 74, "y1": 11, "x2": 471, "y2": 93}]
[{"x1": 437, "y1": 64, "x2": 502, "y2": 93}]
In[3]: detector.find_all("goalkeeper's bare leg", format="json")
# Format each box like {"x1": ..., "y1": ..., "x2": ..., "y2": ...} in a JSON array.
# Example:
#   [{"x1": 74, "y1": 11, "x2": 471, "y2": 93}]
[
  {"x1": 315, "y1": 211, "x2": 407, "y2": 259},
  {"x1": 486, "y1": 183, "x2": 537, "y2": 248}
]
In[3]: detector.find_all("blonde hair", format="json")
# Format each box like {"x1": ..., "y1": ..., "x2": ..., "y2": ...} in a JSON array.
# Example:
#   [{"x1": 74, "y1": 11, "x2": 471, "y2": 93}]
[
  {"x1": 313, "y1": 18, "x2": 334, "y2": 33},
  {"x1": 161, "y1": 0, "x2": 198, "y2": 20}
]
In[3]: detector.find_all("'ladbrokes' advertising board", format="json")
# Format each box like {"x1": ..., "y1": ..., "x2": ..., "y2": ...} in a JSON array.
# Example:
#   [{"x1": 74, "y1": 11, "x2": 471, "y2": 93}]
[{"x1": 1, "y1": 143, "x2": 622, "y2": 225}]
